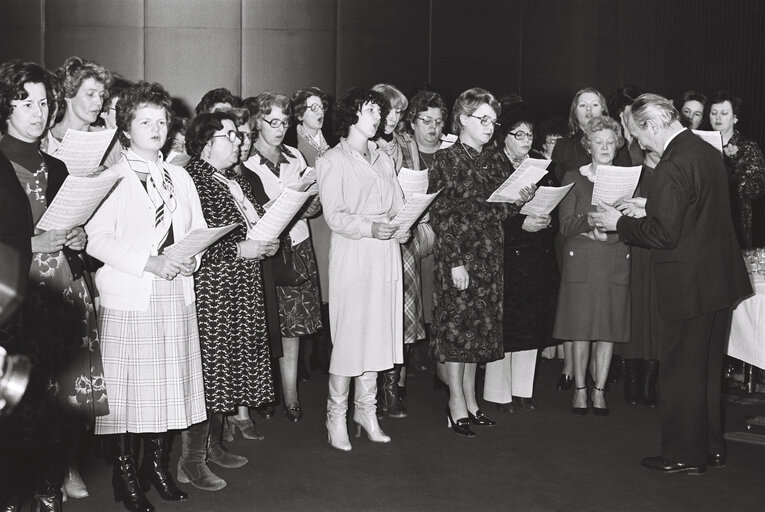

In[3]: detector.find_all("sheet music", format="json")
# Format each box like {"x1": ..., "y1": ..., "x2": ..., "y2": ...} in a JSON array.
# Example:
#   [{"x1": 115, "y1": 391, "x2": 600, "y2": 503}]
[
  {"x1": 248, "y1": 188, "x2": 312, "y2": 241},
  {"x1": 439, "y1": 133, "x2": 458, "y2": 150},
  {"x1": 36, "y1": 172, "x2": 120, "y2": 231},
  {"x1": 487, "y1": 158, "x2": 551, "y2": 202},
  {"x1": 390, "y1": 190, "x2": 441, "y2": 237},
  {"x1": 47, "y1": 128, "x2": 117, "y2": 176},
  {"x1": 299, "y1": 166, "x2": 316, "y2": 185},
  {"x1": 520, "y1": 183, "x2": 574, "y2": 216},
  {"x1": 693, "y1": 129, "x2": 723, "y2": 153},
  {"x1": 590, "y1": 165, "x2": 642, "y2": 206},
  {"x1": 162, "y1": 223, "x2": 239, "y2": 261},
  {"x1": 397, "y1": 167, "x2": 429, "y2": 200}
]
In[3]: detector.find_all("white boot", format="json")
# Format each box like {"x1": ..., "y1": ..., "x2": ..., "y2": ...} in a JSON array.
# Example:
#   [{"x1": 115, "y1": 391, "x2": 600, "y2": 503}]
[
  {"x1": 353, "y1": 371, "x2": 391, "y2": 443},
  {"x1": 326, "y1": 373, "x2": 352, "y2": 451}
]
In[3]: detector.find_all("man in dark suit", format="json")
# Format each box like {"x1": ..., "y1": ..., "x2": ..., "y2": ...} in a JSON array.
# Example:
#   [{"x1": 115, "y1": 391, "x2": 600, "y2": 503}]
[{"x1": 591, "y1": 93, "x2": 752, "y2": 474}]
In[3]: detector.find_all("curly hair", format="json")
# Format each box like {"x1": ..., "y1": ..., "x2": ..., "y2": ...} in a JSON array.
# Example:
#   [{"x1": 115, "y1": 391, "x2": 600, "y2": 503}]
[
  {"x1": 194, "y1": 87, "x2": 238, "y2": 115},
  {"x1": 292, "y1": 87, "x2": 330, "y2": 122},
  {"x1": 404, "y1": 90, "x2": 448, "y2": 134},
  {"x1": 451, "y1": 87, "x2": 500, "y2": 135},
  {"x1": 0, "y1": 60, "x2": 58, "y2": 135},
  {"x1": 567, "y1": 87, "x2": 609, "y2": 136},
  {"x1": 248, "y1": 91, "x2": 291, "y2": 138},
  {"x1": 580, "y1": 116, "x2": 625, "y2": 152},
  {"x1": 115, "y1": 81, "x2": 172, "y2": 148},
  {"x1": 332, "y1": 88, "x2": 389, "y2": 140},
  {"x1": 55, "y1": 55, "x2": 113, "y2": 107},
  {"x1": 186, "y1": 111, "x2": 236, "y2": 158}
]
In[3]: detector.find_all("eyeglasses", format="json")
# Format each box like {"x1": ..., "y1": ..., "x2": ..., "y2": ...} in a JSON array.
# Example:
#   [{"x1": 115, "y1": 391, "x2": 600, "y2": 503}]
[
  {"x1": 211, "y1": 130, "x2": 243, "y2": 143},
  {"x1": 508, "y1": 130, "x2": 534, "y2": 140},
  {"x1": 469, "y1": 115, "x2": 500, "y2": 127},
  {"x1": 263, "y1": 118, "x2": 291, "y2": 128},
  {"x1": 416, "y1": 117, "x2": 444, "y2": 127},
  {"x1": 306, "y1": 103, "x2": 325, "y2": 113}
]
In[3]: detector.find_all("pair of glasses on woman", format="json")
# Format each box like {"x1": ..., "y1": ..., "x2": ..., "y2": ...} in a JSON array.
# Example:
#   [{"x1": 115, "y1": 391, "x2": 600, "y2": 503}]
[
  {"x1": 508, "y1": 130, "x2": 534, "y2": 140},
  {"x1": 263, "y1": 118, "x2": 292, "y2": 128},
  {"x1": 212, "y1": 130, "x2": 244, "y2": 143},
  {"x1": 469, "y1": 114, "x2": 501, "y2": 127},
  {"x1": 306, "y1": 103, "x2": 325, "y2": 113},
  {"x1": 416, "y1": 117, "x2": 444, "y2": 127}
]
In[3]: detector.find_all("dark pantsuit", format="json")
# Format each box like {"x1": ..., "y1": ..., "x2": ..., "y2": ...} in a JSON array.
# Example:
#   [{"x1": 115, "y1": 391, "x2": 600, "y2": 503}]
[{"x1": 659, "y1": 308, "x2": 730, "y2": 465}]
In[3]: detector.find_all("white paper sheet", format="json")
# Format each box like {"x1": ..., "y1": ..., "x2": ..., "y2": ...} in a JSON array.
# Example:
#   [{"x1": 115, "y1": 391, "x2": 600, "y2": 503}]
[
  {"x1": 590, "y1": 165, "x2": 642, "y2": 206},
  {"x1": 397, "y1": 167, "x2": 429, "y2": 200},
  {"x1": 520, "y1": 183, "x2": 574, "y2": 216},
  {"x1": 162, "y1": 223, "x2": 240, "y2": 261},
  {"x1": 247, "y1": 187, "x2": 312, "y2": 241},
  {"x1": 487, "y1": 157, "x2": 551, "y2": 203},
  {"x1": 693, "y1": 129, "x2": 723, "y2": 153},
  {"x1": 36, "y1": 172, "x2": 121, "y2": 231},
  {"x1": 439, "y1": 133, "x2": 458, "y2": 150},
  {"x1": 47, "y1": 128, "x2": 117, "y2": 176},
  {"x1": 390, "y1": 190, "x2": 441, "y2": 236}
]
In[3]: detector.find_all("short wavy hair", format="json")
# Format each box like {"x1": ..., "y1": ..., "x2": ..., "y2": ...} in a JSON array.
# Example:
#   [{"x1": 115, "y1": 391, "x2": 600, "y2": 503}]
[
  {"x1": 194, "y1": 87, "x2": 238, "y2": 115},
  {"x1": 116, "y1": 81, "x2": 172, "y2": 148},
  {"x1": 292, "y1": 87, "x2": 330, "y2": 123},
  {"x1": 249, "y1": 91, "x2": 291, "y2": 137},
  {"x1": 332, "y1": 87, "x2": 389, "y2": 140},
  {"x1": 708, "y1": 90, "x2": 742, "y2": 118},
  {"x1": 581, "y1": 115, "x2": 625, "y2": 152},
  {"x1": 186, "y1": 111, "x2": 236, "y2": 158},
  {"x1": 627, "y1": 93, "x2": 679, "y2": 130},
  {"x1": 679, "y1": 90, "x2": 707, "y2": 109},
  {"x1": 0, "y1": 60, "x2": 58, "y2": 135},
  {"x1": 55, "y1": 56, "x2": 113, "y2": 113},
  {"x1": 404, "y1": 90, "x2": 448, "y2": 134},
  {"x1": 568, "y1": 87, "x2": 609, "y2": 136},
  {"x1": 451, "y1": 87, "x2": 500, "y2": 135},
  {"x1": 372, "y1": 83, "x2": 408, "y2": 112}
]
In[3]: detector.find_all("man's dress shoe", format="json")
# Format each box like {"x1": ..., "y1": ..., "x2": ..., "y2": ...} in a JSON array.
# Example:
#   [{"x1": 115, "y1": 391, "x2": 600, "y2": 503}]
[{"x1": 641, "y1": 456, "x2": 707, "y2": 475}]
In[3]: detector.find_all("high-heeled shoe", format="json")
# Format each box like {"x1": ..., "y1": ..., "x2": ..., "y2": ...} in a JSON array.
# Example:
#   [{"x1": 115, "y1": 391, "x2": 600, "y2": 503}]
[
  {"x1": 227, "y1": 416, "x2": 264, "y2": 440},
  {"x1": 446, "y1": 407, "x2": 475, "y2": 437},
  {"x1": 591, "y1": 386, "x2": 609, "y2": 416},
  {"x1": 352, "y1": 411, "x2": 391, "y2": 443},
  {"x1": 556, "y1": 374, "x2": 573, "y2": 391},
  {"x1": 284, "y1": 403, "x2": 303, "y2": 423},
  {"x1": 572, "y1": 386, "x2": 589, "y2": 415},
  {"x1": 468, "y1": 409, "x2": 496, "y2": 426},
  {"x1": 254, "y1": 403, "x2": 275, "y2": 420}
]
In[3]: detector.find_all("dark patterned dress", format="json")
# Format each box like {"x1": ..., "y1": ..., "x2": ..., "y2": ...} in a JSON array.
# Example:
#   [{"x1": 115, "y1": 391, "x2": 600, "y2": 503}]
[
  {"x1": 722, "y1": 130, "x2": 765, "y2": 249},
  {"x1": 428, "y1": 142, "x2": 518, "y2": 363},
  {"x1": 186, "y1": 157, "x2": 275, "y2": 413}
]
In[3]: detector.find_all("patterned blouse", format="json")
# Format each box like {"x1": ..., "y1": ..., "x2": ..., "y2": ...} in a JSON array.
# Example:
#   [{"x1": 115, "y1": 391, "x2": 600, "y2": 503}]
[{"x1": 723, "y1": 130, "x2": 765, "y2": 248}]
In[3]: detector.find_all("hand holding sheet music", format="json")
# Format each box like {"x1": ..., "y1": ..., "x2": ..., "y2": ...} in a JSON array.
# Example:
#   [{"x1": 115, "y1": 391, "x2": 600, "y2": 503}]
[
  {"x1": 247, "y1": 187, "x2": 312, "y2": 241},
  {"x1": 162, "y1": 223, "x2": 240, "y2": 261},
  {"x1": 46, "y1": 128, "x2": 117, "y2": 176},
  {"x1": 36, "y1": 172, "x2": 121, "y2": 231},
  {"x1": 389, "y1": 190, "x2": 441, "y2": 237},
  {"x1": 520, "y1": 183, "x2": 574, "y2": 216},
  {"x1": 487, "y1": 158, "x2": 551, "y2": 203},
  {"x1": 590, "y1": 165, "x2": 642, "y2": 206}
]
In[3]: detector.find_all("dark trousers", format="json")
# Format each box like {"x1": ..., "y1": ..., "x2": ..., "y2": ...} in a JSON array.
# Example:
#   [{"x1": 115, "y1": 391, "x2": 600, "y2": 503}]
[{"x1": 659, "y1": 308, "x2": 730, "y2": 465}]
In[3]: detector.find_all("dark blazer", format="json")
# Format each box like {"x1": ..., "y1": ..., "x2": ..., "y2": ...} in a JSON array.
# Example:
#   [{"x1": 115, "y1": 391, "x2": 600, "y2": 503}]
[{"x1": 617, "y1": 129, "x2": 751, "y2": 320}]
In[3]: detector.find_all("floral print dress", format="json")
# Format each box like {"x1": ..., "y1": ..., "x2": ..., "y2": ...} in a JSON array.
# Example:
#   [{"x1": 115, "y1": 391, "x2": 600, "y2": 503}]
[{"x1": 722, "y1": 131, "x2": 765, "y2": 249}]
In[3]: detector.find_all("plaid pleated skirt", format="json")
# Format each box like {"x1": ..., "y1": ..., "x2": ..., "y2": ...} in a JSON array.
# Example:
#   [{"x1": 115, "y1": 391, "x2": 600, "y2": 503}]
[{"x1": 94, "y1": 277, "x2": 206, "y2": 434}]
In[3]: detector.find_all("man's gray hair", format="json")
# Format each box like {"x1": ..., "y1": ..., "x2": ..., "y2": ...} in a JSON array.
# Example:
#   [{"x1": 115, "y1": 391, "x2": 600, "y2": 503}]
[{"x1": 628, "y1": 93, "x2": 679, "y2": 129}]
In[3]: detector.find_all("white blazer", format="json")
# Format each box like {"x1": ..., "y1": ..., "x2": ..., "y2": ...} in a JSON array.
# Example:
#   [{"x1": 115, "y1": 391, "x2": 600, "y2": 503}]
[{"x1": 86, "y1": 155, "x2": 207, "y2": 311}]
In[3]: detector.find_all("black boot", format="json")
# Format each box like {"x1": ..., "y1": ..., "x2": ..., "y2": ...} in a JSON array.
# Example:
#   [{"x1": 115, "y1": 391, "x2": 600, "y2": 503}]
[
  {"x1": 623, "y1": 358, "x2": 640, "y2": 406},
  {"x1": 111, "y1": 434, "x2": 155, "y2": 512},
  {"x1": 30, "y1": 482, "x2": 62, "y2": 512},
  {"x1": 640, "y1": 359, "x2": 659, "y2": 407},
  {"x1": 380, "y1": 367, "x2": 407, "y2": 418},
  {"x1": 139, "y1": 434, "x2": 188, "y2": 501}
]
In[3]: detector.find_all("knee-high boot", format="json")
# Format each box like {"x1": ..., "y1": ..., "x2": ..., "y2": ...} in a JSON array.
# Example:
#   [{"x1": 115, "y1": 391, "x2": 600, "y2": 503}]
[
  {"x1": 353, "y1": 371, "x2": 391, "y2": 443},
  {"x1": 623, "y1": 359, "x2": 640, "y2": 406},
  {"x1": 207, "y1": 413, "x2": 248, "y2": 468},
  {"x1": 326, "y1": 373, "x2": 352, "y2": 451},
  {"x1": 110, "y1": 433, "x2": 154, "y2": 512},
  {"x1": 381, "y1": 366, "x2": 407, "y2": 418},
  {"x1": 640, "y1": 359, "x2": 659, "y2": 407},
  {"x1": 139, "y1": 433, "x2": 187, "y2": 501},
  {"x1": 177, "y1": 421, "x2": 226, "y2": 492},
  {"x1": 31, "y1": 456, "x2": 65, "y2": 512}
]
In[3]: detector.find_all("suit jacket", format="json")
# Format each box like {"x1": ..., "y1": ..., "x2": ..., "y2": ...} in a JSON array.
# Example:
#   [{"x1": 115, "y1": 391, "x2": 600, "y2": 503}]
[
  {"x1": 0, "y1": 150, "x2": 33, "y2": 274},
  {"x1": 617, "y1": 129, "x2": 752, "y2": 320}
]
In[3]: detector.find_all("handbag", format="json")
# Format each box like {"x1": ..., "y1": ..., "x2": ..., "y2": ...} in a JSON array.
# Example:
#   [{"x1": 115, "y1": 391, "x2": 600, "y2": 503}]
[{"x1": 272, "y1": 238, "x2": 313, "y2": 287}]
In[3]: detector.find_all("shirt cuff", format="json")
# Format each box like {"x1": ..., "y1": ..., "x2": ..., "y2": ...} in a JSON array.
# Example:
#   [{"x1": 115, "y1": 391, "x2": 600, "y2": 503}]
[{"x1": 359, "y1": 219, "x2": 374, "y2": 238}]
